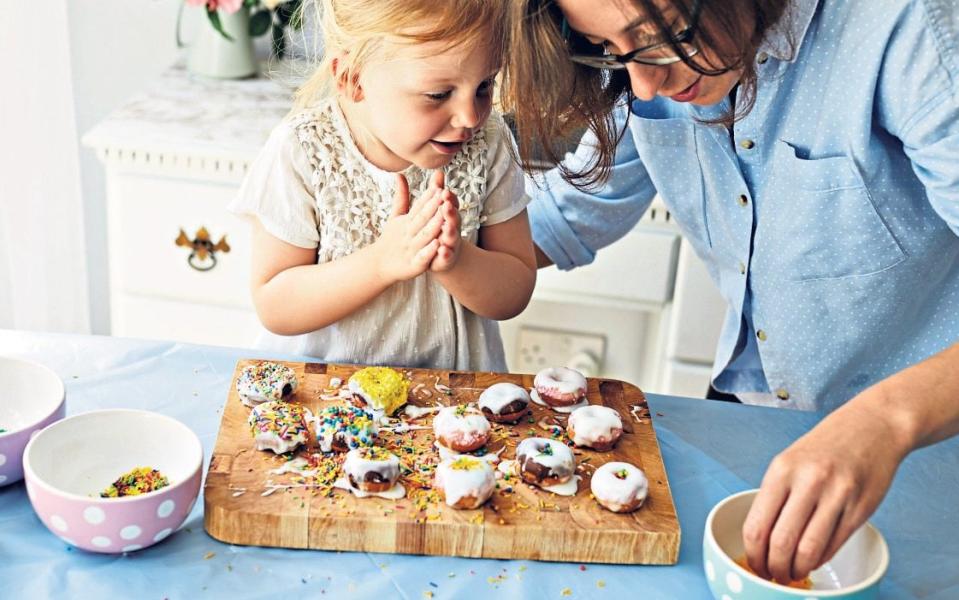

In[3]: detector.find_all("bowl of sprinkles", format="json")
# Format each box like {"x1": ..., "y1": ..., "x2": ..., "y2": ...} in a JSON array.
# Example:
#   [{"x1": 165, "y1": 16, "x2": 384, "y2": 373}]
[
  {"x1": 0, "y1": 356, "x2": 66, "y2": 487},
  {"x1": 22, "y1": 409, "x2": 203, "y2": 553},
  {"x1": 704, "y1": 489, "x2": 889, "y2": 600}
]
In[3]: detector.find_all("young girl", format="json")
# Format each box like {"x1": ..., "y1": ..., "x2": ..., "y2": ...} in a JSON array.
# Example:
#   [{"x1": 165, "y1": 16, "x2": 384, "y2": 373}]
[{"x1": 229, "y1": 0, "x2": 535, "y2": 372}]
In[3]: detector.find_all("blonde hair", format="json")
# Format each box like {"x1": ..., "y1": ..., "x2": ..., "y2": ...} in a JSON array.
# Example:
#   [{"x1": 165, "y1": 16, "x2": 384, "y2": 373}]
[{"x1": 293, "y1": 0, "x2": 511, "y2": 111}]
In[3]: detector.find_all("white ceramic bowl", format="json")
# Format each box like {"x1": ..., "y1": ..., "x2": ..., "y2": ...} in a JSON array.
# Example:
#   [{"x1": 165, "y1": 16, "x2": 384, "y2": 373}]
[
  {"x1": 23, "y1": 409, "x2": 203, "y2": 553},
  {"x1": 704, "y1": 489, "x2": 889, "y2": 599},
  {"x1": 0, "y1": 356, "x2": 66, "y2": 486}
]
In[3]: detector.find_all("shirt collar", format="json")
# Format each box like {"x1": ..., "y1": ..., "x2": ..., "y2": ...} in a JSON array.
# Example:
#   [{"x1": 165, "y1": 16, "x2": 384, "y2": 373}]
[{"x1": 758, "y1": 0, "x2": 821, "y2": 62}]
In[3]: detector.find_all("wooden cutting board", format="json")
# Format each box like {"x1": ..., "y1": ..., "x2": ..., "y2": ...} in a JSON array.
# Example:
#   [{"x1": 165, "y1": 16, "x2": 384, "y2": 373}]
[{"x1": 204, "y1": 360, "x2": 680, "y2": 564}]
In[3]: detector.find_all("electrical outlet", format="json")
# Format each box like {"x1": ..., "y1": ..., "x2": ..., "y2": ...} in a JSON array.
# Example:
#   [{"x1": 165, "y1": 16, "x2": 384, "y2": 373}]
[{"x1": 515, "y1": 326, "x2": 606, "y2": 377}]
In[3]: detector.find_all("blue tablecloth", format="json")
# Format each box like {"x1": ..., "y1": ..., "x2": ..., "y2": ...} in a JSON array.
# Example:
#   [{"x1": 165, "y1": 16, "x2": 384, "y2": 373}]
[{"x1": 0, "y1": 331, "x2": 955, "y2": 599}]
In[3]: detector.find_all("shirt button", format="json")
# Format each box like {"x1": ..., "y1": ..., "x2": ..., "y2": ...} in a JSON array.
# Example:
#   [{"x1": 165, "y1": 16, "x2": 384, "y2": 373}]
[
  {"x1": 776, "y1": 388, "x2": 790, "y2": 401},
  {"x1": 739, "y1": 261, "x2": 746, "y2": 275},
  {"x1": 737, "y1": 194, "x2": 749, "y2": 206},
  {"x1": 740, "y1": 139, "x2": 755, "y2": 150},
  {"x1": 757, "y1": 52, "x2": 769, "y2": 64},
  {"x1": 756, "y1": 329, "x2": 767, "y2": 342}
]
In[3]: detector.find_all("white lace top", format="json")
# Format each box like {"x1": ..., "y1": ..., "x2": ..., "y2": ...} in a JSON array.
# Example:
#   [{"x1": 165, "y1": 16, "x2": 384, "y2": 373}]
[{"x1": 229, "y1": 97, "x2": 529, "y2": 371}]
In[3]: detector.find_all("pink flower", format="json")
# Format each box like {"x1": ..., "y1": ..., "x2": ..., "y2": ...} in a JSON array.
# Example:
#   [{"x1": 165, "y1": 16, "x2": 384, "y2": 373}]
[{"x1": 185, "y1": 0, "x2": 244, "y2": 14}]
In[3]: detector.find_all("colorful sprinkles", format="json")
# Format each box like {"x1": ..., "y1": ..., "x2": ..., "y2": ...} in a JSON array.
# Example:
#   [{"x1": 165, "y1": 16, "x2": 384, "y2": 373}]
[{"x1": 100, "y1": 466, "x2": 170, "y2": 498}]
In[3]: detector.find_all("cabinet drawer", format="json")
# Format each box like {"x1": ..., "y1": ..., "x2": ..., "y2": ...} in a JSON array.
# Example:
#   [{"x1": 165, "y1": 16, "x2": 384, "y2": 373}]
[
  {"x1": 659, "y1": 360, "x2": 712, "y2": 399},
  {"x1": 113, "y1": 294, "x2": 261, "y2": 348},
  {"x1": 108, "y1": 173, "x2": 253, "y2": 309},
  {"x1": 535, "y1": 228, "x2": 680, "y2": 306},
  {"x1": 665, "y1": 240, "x2": 726, "y2": 363}
]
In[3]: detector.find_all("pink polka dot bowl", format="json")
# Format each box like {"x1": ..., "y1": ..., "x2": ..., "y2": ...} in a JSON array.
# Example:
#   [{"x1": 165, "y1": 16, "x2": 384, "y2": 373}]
[
  {"x1": 22, "y1": 408, "x2": 203, "y2": 553},
  {"x1": 0, "y1": 356, "x2": 66, "y2": 487}
]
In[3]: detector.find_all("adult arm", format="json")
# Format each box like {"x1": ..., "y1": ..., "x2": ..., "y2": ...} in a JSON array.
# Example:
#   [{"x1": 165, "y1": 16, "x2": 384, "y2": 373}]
[
  {"x1": 527, "y1": 102, "x2": 658, "y2": 270},
  {"x1": 744, "y1": 6, "x2": 959, "y2": 582}
]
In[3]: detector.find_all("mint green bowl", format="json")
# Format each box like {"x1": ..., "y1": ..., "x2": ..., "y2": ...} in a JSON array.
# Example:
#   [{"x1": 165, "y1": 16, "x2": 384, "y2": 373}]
[{"x1": 704, "y1": 490, "x2": 889, "y2": 599}]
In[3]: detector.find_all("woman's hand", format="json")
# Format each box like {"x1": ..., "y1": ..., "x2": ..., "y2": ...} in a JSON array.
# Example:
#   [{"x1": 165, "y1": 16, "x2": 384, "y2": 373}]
[
  {"x1": 373, "y1": 173, "x2": 445, "y2": 284},
  {"x1": 741, "y1": 391, "x2": 909, "y2": 584}
]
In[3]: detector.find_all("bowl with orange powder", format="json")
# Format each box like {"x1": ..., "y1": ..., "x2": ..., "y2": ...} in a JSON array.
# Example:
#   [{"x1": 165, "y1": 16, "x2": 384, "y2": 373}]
[{"x1": 704, "y1": 489, "x2": 888, "y2": 599}]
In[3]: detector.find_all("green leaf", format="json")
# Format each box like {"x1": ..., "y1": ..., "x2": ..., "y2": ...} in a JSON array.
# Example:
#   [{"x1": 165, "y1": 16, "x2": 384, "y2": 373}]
[
  {"x1": 249, "y1": 10, "x2": 272, "y2": 37},
  {"x1": 243, "y1": 0, "x2": 258, "y2": 8},
  {"x1": 207, "y1": 8, "x2": 235, "y2": 42},
  {"x1": 271, "y1": 23, "x2": 287, "y2": 59},
  {"x1": 288, "y1": 1, "x2": 304, "y2": 30}
]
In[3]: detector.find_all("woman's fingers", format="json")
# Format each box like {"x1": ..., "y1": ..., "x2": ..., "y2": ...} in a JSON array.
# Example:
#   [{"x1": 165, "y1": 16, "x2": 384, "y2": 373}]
[
  {"x1": 742, "y1": 471, "x2": 789, "y2": 579},
  {"x1": 765, "y1": 488, "x2": 819, "y2": 583},
  {"x1": 790, "y1": 492, "x2": 847, "y2": 580}
]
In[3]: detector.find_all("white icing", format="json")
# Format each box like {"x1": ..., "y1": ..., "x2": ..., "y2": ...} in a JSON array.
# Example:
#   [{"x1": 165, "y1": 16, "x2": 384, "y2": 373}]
[
  {"x1": 515, "y1": 437, "x2": 576, "y2": 483},
  {"x1": 434, "y1": 441, "x2": 502, "y2": 464},
  {"x1": 478, "y1": 382, "x2": 530, "y2": 415},
  {"x1": 530, "y1": 390, "x2": 589, "y2": 413},
  {"x1": 237, "y1": 362, "x2": 299, "y2": 406},
  {"x1": 533, "y1": 367, "x2": 587, "y2": 399},
  {"x1": 403, "y1": 404, "x2": 441, "y2": 420},
  {"x1": 343, "y1": 448, "x2": 401, "y2": 489},
  {"x1": 248, "y1": 402, "x2": 312, "y2": 454},
  {"x1": 433, "y1": 406, "x2": 491, "y2": 438},
  {"x1": 333, "y1": 477, "x2": 407, "y2": 500},
  {"x1": 590, "y1": 461, "x2": 648, "y2": 511},
  {"x1": 542, "y1": 475, "x2": 580, "y2": 497},
  {"x1": 269, "y1": 457, "x2": 318, "y2": 477},
  {"x1": 434, "y1": 457, "x2": 495, "y2": 508},
  {"x1": 567, "y1": 405, "x2": 623, "y2": 448},
  {"x1": 330, "y1": 377, "x2": 343, "y2": 388}
]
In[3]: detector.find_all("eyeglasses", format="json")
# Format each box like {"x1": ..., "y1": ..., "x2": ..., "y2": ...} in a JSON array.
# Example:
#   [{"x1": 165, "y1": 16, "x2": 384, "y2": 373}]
[{"x1": 564, "y1": 1, "x2": 702, "y2": 69}]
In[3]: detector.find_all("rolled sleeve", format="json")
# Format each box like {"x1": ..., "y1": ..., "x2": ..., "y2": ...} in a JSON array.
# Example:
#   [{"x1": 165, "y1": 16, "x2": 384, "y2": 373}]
[{"x1": 526, "y1": 104, "x2": 657, "y2": 270}]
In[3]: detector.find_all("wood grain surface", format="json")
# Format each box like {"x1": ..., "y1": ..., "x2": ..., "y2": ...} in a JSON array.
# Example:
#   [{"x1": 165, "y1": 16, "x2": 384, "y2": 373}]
[{"x1": 204, "y1": 360, "x2": 680, "y2": 564}]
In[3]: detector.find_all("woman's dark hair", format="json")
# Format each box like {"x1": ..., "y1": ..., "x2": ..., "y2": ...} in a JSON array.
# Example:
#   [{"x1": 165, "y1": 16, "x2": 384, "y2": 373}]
[{"x1": 501, "y1": 0, "x2": 791, "y2": 190}]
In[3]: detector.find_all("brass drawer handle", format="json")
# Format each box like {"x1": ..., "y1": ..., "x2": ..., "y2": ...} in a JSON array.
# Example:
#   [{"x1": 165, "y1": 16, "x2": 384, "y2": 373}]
[{"x1": 175, "y1": 227, "x2": 231, "y2": 272}]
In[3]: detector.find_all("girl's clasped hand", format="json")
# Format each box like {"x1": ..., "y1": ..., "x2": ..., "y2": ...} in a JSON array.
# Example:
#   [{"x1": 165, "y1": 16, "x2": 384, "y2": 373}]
[{"x1": 375, "y1": 171, "x2": 462, "y2": 286}]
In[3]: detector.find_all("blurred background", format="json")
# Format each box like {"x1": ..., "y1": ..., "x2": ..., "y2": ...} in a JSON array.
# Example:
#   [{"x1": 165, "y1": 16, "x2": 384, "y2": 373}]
[{"x1": 0, "y1": 1, "x2": 726, "y2": 397}]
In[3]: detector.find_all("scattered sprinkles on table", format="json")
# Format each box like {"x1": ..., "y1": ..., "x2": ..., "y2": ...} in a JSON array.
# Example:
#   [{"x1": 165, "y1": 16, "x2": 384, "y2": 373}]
[{"x1": 100, "y1": 466, "x2": 170, "y2": 498}]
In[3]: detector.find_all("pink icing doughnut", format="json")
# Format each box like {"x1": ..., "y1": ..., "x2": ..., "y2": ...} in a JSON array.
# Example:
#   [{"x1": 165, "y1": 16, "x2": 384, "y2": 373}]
[
  {"x1": 534, "y1": 367, "x2": 588, "y2": 407},
  {"x1": 432, "y1": 405, "x2": 491, "y2": 453}
]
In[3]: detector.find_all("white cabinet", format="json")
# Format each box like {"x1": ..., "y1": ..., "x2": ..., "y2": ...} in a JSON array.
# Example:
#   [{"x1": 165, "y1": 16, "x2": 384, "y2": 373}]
[
  {"x1": 85, "y1": 64, "x2": 727, "y2": 397},
  {"x1": 84, "y1": 63, "x2": 294, "y2": 348}
]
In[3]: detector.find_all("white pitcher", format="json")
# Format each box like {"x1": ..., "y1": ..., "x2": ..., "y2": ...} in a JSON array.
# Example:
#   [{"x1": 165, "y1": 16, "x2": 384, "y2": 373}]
[{"x1": 180, "y1": 4, "x2": 257, "y2": 79}]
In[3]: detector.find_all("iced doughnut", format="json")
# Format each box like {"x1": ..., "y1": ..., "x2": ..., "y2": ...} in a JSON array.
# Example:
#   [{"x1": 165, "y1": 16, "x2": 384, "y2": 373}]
[
  {"x1": 315, "y1": 405, "x2": 378, "y2": 453},
  {"x1": 533, "y1": 367, "x2": 588, "y2": 408},
  {"x1": 434, "y1": 455, "x2": 495, "y2": 509},
  {"x1": 590, "y1": 461, "x2": 648, "y2": 513},
  {"x1": 348, "y1": 366, "x2": 409, "y2": 420},
  {"x1": 478, "y1": 382, "x2": 530, "y2": 423},
  {"x1": 236, "y1": 361, "x2": 298, "y2": 407},
  {"x1": 433, "y1": 405, "x2": 491, "y2": 453},
  {"x1": 248, "y1": 400, "x2": 312, "y2": 454},
  {"x1": 567, "y1": 405, "x2": 623, "y2": 451},
  {"x1": 342, "y1": 447, "x2": 402, "y2": 494},
  {"x1": 515, "y1": 437, "x2": 576, "y2": 488}
]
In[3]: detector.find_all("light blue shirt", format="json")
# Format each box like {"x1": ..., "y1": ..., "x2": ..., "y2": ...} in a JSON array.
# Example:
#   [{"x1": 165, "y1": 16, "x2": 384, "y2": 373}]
[{"x1": 528, "y1": 0, "x2": 959, "y2": 411}]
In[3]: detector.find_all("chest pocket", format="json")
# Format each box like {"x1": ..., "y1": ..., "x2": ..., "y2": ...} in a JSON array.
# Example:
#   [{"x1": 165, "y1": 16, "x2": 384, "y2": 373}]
[
  {"x1": 766, "y1": 140, "x2": 905, "y2": 281},
  {"x1": 628, "y1": 107, "x2": 710, "y2": 252}
]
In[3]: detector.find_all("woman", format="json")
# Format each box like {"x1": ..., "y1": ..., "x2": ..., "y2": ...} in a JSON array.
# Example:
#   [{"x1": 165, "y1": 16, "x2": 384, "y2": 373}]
[{"x1": 502, "y1": 0, "x2": 959, "y2": 584}]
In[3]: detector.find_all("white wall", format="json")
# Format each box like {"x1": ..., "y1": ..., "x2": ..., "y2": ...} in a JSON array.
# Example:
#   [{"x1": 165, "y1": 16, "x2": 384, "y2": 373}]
[
  {"x1": 0, "y1": 2, "x2": 89, "y2": 332},
  {"x1": 67, "y1": 1, "x2": 185, "y2": 334}
]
